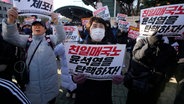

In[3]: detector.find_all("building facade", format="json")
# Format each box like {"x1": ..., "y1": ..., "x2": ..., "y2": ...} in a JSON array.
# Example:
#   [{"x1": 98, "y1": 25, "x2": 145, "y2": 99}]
[{"x1": 0, "y1": 1, "x2": 12, "y2": 23}]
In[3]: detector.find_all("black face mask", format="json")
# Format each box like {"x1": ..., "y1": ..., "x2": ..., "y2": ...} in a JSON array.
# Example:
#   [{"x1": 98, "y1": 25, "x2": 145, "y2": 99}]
[{"x1": 23, "y1": 28, "x2": 32, "y2": 34}]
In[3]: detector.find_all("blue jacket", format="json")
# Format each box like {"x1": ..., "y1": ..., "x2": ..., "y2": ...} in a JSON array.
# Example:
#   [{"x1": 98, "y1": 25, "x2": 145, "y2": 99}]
[
  {"x1": 2, "y1": 19, "x2": 65, "y2": 104},
  {"x1": 54, "y1": 43, "x2": 77, "y2": 91}
]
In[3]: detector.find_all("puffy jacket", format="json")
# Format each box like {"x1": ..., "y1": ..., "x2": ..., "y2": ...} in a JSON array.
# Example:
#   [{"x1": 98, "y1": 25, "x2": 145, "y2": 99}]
[
  {"x1": 54, "y1": 43, "x2": 77, "y2": 91},
  {"x1": 2, "y1": 19, "x2": 65, "y2": 104}
]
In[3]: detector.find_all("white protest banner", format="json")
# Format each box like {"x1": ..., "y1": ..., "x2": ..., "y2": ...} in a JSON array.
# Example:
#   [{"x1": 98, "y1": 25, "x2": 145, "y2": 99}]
[
  {"x1": 64, "y1": 43, "x2": 126, "y2": 80},
  {"x1": 118, "y1": 20, "x2": 130, "y2": 29},
  {"x1": 128, "y1": 26, "x2": 140, "y2": 39},
  {"x1": 93, "y1": 6, "x2": 111, "y2": 20},
  {"x1": 13, "y1": 0, "x2": 53, "y2": 17},
  {"x1": 140, "y1": 4, "x2": 184, "y2": 37},
  {"x1": 117, "y1": 13, "x2": 127, "y2": 21},
  {"x1": 64, "y1": 26, "x2": 79, "y2": 42}
]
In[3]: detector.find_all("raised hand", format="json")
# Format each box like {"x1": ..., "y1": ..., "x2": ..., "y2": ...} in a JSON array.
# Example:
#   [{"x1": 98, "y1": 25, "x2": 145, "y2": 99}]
[
  {"x1": 50, "y1": 12, "x2": 59, "y2": 25},
  {"x1": 7, "y1": 7, "x2": 18, "y2": 24}
]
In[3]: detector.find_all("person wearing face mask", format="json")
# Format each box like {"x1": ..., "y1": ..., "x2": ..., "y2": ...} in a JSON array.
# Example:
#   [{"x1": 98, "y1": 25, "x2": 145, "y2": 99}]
[
  {"x1": 111, "y1": 21, "x2": 121, "y2": 42},
  {"x1": 72, "y1": 17, "x2": 124, "y2": 104},
  {"x1": 22, "y1": 23, "x2": 32, "y2": 35}
]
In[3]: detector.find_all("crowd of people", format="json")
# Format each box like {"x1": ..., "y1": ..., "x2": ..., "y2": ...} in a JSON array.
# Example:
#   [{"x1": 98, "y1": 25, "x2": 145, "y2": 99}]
[{"x1": 0, "y1": 6, "x2": 184, "y2": 104}]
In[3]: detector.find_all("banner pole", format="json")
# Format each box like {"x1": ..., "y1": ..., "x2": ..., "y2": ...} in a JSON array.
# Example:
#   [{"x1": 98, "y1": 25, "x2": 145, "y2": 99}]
[{"x1": 114, "y1": 0, "x2": 116, "y2": 17}]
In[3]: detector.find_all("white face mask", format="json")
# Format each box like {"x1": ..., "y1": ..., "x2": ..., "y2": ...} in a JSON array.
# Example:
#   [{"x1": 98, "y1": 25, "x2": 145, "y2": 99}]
[{"x1": 90, "y1": 28, "x2": 105, "y2": 42}]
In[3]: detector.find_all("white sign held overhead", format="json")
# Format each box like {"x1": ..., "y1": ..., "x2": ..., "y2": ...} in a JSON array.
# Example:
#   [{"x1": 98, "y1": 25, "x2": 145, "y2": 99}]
[
  {"x1": 13, "y1": 0, "x2": 53, "y2": 17},
  {"x1": 64, "y1": 26, "x2": 80, "y2": 42}
]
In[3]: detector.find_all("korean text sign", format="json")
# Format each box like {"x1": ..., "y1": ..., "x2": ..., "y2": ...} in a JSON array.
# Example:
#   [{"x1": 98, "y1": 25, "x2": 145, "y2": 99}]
[
  {"x1": 118, "y1": 20, "x2": 130, "y2": 29},
  {"x1": 128, "y1": 26, "x2": 140, "y2": 39},
  {"x1": 64, "y1": 43, "x2": 126, "y2": 80},
  {"x1": 64, "y1": 26, "x2": 79, "y2": 42},
  {"x1": 93, "y1": 6, "x2": 111, "y2": 20},
  {"x1": 117, "y1": 13, "x2": 127, "y2": 21},
  {"x1": 140, "y1": 4, "x2": 184, "y2": 37},
  {"x1": 13, "y1": 0, "x2": 53, "y2": 17}
]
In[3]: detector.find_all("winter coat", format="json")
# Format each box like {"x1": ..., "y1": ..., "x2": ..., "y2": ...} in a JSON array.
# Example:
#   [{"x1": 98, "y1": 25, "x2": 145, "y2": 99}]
[
  {"x1": 54, "y1": 43, "x2": 77, "y2": 91},
  {"x1": 0, "y1": 34, "x2": 17, "y2": 80},
  {"x1": 124, "y1": 37, "x2": 178, "y2": 104},
  {"x1": 2, "y1": 19, "x2": 65, "y2": 104},
  {"x1": 0, "y1": 78, "x2": 31, "y2": 104},
  {"x1": 74, "y1": 35, "x2": 114, "y2": 104},
  {"x1": 131, "y1": 37, "x2": 177, "y2": 75}
]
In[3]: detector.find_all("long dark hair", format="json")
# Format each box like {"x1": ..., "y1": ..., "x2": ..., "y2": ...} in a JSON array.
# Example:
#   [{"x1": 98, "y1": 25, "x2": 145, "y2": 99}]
[{"x1": 84, "y1": 17, "x2": 113, "y2": 44}]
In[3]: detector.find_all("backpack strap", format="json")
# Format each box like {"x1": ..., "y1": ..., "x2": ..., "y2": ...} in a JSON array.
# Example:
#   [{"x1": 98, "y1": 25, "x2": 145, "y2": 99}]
[
  {"x1": 26, "y1": 35, "x2": 33, "y2": 53},
  {"x1": 25, "y1": 35, "x2": 54, "y2": 54},
  {"x1": 45, "y1": 35, "x2": 54, "y2": 50}
]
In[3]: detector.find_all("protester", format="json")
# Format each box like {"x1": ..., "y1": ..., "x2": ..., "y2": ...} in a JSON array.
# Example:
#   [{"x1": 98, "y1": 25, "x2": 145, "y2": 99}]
[
  {"x1": 125, "y1": 20, "x2": 141, "y2": 72},
  {"x1": 111, "y1": 21, "x2": 121, "y2": 42},
  {"x1": 0, "y1": 23, "x2": 17, "y2": 81},
  {"x1": 77, "y1": 24, "x2": 88, "y2": 43},
  {"x1": 72, "y1": 16, "x2": 124, "y2": 104},
  {"x1": 105, "y1": 20, "x2": 117, "y2": 44},
  {"x1": 0, "y1": 78, "x2": 31, "y2": 104},
  {"x1": 22, "y1": 23, "x2": 32, "y2": 35},
  {"x1": 2, "y1": 7, "x2": 66, "y2": 104},
  {"x1": 124, "y1": 32, "x2": 178, "y2": 104},
  {"x1": 135, "y1": 19, "x2": 140, "y2": 28},
  {"x1": 54, "y1": 43, "x2": 77, "y2": 99},
  {"x1": 116, "y1": 29, "x2": 128, "y2": 44},
  {"x1": 173, "y1": 35, "x2": 184, "y2": 104}
]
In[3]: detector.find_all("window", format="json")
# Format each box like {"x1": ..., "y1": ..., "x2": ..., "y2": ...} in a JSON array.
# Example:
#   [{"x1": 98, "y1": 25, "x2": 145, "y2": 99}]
[
  {"x1": 0, "y1": 14, "x2": 3, "y2": 18},
  {"x1": 3, "y1": 7, "x2": 7, "y2": 11},
  {"x1": 3, "y1": 14, "x2": 7, "y2": 18}
]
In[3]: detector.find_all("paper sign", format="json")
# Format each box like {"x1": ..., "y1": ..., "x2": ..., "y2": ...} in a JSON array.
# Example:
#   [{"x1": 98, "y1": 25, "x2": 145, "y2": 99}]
[
  {"x1": 140, "y1": 4, "x2": 184, "y2": 37},
  {"x1": 13, "y1": 0, "x2": 53, "y2": 17},
  {"x1": 64, "y1": 43, "x2": 126, "y2": 80}
]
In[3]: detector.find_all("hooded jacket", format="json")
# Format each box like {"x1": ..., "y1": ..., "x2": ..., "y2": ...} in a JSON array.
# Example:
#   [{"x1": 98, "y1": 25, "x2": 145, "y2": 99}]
[{"x1": 54, "y1": 43, "x2": 77, "y2": 91}]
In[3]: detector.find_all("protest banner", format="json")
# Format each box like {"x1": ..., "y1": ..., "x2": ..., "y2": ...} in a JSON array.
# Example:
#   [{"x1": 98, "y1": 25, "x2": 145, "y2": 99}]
[
  {"x1": 64, "y1": 43, "x2": 126, "y2": 80},
  {"x1": 13, "y1": 0, "x2": 53, "y2": 17},
  {"x1": 128, "y1": 26, "x2": 140, "y2": 39},
  {"x1": 116, "y1": 13, "x2": 127, "y2": 21},
  {"x1": 64, "y1": 26, "x2": 79, "y2": 42},
  {"x1": 93, "y1": 6, "x2": 111, "y2": 20},
  {"x1": 140, "y1": 3, "x2": 184, "y2": 37},
  {"x1": 118, "y1": 20, "x2": 130, "y2": 29}
]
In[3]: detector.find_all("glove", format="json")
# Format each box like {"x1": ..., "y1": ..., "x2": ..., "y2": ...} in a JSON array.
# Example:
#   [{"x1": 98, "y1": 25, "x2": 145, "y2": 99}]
[
  {"x1": 72, "y1": 74, "x2": 87, "y2": 84},
  {"x1": 112, "y1": 75, "x2": 124, "y2": 85},
  {"x1": 148, "y1": 35, "x2": 163, "y2": 47}
]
